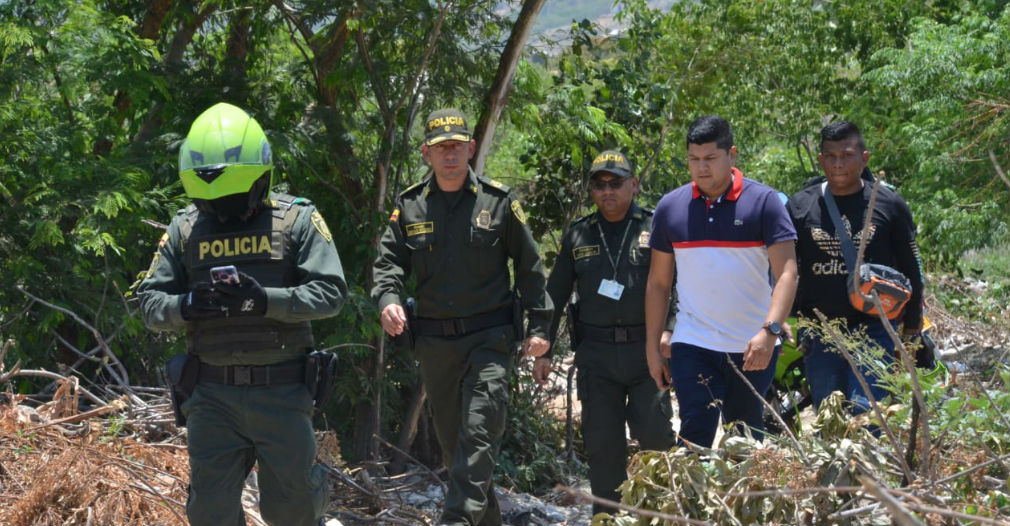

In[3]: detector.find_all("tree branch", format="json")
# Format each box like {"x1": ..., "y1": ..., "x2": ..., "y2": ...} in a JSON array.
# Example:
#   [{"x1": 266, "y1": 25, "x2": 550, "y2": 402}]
[{"x1": 17, "y1": 286, "x2": 130, "y2": 388}]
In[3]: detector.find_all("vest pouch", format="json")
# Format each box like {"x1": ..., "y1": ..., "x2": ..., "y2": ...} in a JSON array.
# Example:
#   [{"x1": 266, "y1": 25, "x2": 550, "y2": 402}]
[
  {"x1": 848, "y1": 263, "x2": 911, "y2": 320},
  {"x1": 188, "y1": 316, "x2": 314, "y2": 361}
]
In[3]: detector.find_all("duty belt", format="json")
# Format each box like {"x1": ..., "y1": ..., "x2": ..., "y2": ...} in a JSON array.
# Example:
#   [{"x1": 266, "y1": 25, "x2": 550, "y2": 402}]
[
  {"x1": 414, "y1": 307, "x2": 513, "y2": 337},
  {"x1": 197, "y1": 360, "x2": 305, "y2": 386},
  {"x1": 576, "y1": 323, "x2": 647, "y2": 344}
]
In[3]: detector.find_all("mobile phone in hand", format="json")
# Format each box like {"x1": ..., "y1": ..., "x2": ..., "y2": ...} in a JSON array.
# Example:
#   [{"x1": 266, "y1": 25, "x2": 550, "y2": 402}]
[{"x1": 210, "y1": 265, "x2": 240, "y2": 286}]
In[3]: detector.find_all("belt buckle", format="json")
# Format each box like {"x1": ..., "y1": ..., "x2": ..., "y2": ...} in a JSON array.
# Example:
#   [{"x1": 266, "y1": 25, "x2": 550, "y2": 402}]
[
  {"x1": 231, "y1": 366, "x2": 252, "y2": 385},
  {"x1": 614, "y1": 327, "x2": 628, "y2": 344},
  {"x1": 441, "y1": 320, "x2": 456, "y2": 337}
]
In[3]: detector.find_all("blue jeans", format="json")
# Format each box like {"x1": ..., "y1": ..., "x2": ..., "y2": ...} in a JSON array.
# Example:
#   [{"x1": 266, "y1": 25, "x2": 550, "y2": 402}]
[
  {"x1": 669, "y1": 343, "x2": 778, "y2": 448},
  {"x1": 801, "y1": 319, "x2": 896, "y2": 415}
]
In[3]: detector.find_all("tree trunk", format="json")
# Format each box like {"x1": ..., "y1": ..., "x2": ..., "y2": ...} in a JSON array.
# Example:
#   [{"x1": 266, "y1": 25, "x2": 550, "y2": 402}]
[
  {"x1": 93, "y1": 0, "x2": 174, "y2": 155},
  {"x1": 391, "y1": 381, "x2": 427, "y2": 474},
  {"x1": 471, "y1": 0, "x2": 546, "y2": 174},
  {"x1": 224, "y1": 7, "x2": 252, "y2": 102},
  {"x1": 133, "y1": 1, "x2": 218, "y2": 144},
  {"x1": 352, "y1": 395, "x2": 377, "y2": 462}
]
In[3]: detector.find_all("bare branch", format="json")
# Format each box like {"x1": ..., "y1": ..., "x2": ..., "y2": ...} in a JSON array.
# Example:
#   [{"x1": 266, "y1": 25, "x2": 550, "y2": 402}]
[
  {"x1": 857, "y1": 473, "x2": 927, "y2": 526},
  {"x1": 854, "y1": 180, "x2": 931, "y2": 477},
  {"x1": 991, "y1": 149, "x2": 1010, "y2": 190},
  {"x1": 726, "y1": 356, "x2": 811, "y2": 466},
  {"x1": 813, "y1": 308, "x2": 914, "y2": 482},
  {"x1": 17, "y1": 286, "x2": 130, "y2": 388},
  {"x1": 6, "y1": 369, "x2": 107, "y2": 406},
  {"x1": 372, "y1": 433, "x2": 445, "y2": 493},
  {"x1": 555, "y1": 484, "x2": 716, "y2": 526}
]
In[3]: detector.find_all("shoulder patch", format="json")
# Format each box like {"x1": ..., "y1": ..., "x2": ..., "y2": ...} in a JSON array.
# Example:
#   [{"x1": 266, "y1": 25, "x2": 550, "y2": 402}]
[
  {"x1": 389, "y1": 208, "x2": 400, "y2": 223},
  {"x1": 510, "y1": 200, "x2": 527, "y2": 225},
  {"x1": 310, "y1": 211, "x2": 334, "y2": 243},
  {"x1": 158, "y1": 232, "x2": 170, "y2": 249},
  {"x1": 145, "y1": 252, "x2": 160, "y2": 278}
]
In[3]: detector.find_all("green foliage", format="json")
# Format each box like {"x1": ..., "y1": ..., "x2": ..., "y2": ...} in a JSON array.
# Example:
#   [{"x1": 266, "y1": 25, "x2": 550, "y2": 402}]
[
  {"x1": 601, "y1": 394, "x2": 889, "y2": 525},
  {"x1": 1, "y1": 0, "x2": 1008, "y2": 492},
  {"x1": 0, "y1": 0, "x2": 178, "y2": 384},
  {"x1": 522, "y1": 0, "x2": 1008, "y2": 270},
  {"x1": 860, "y1": 6, "x2": 1010, "y2": 264},
  {"x1": 605, "y1": 352, "x2": 1010, "y2": 524},
  {"x1": 497, "y1": 361, "x2": 583, "y2": 492}
]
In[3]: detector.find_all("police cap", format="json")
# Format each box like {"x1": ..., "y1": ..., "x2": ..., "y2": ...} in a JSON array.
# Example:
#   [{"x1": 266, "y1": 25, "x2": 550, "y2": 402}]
[
  {"x1": 424, "y1": 108, "x2": 472, "y2": 146},
  {"x1": 588, "y1": 150, "x2": 633, "y2": 179}
]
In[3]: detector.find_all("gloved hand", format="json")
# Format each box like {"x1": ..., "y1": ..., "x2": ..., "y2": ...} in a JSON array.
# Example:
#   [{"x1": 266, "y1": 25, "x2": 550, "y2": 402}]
[
  {"x1": 214, "y1": 271, "x2": 267, "y2": 316},
  {"x1": 181, "y1": 282, "x2": 226, "y2": 320}
]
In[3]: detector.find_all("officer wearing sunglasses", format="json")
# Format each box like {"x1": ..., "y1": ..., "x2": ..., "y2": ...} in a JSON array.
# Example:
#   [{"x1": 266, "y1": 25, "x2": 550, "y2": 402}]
[{"x1": 538, "y1": 150, "x2": 675, "y2": 514}]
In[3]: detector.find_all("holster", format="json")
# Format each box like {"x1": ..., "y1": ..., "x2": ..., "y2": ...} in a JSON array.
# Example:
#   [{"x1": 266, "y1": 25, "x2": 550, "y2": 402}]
[
  {"x1": 512, "y1": 292, "x2": 524, "y2": 341},
  {"x1": 165, "y1": 354, "x2": 199, "y2": 427},
  {"x1": 304, "y1": 350, "x2": 338, "y2": 409},
  {"x1": 567, "y1": 301, "x2": 581, "y2": 349},
  {"x1": 393, "y1": 297, "x2": 416, "y2": 351}
]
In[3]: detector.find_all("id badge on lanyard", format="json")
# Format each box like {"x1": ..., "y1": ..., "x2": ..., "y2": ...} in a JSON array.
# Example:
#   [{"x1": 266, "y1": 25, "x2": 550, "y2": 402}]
[
  {"x1": 597, "y1": 278, "x2": 625, "y2": 300},
  {"x1": 595, "y1": 218, "x2": 632, "y2": 301}
]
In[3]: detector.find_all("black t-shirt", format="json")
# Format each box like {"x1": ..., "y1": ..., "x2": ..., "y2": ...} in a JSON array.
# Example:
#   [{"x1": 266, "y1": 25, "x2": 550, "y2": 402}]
[{"x1": 787, "y1": 177, "x2": 924, "y2": 327}]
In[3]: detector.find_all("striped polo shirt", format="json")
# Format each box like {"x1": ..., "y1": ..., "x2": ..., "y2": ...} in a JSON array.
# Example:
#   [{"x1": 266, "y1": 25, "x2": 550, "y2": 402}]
[{"x1": 650, "y1": 168, "x2": 796, "y2": 352}]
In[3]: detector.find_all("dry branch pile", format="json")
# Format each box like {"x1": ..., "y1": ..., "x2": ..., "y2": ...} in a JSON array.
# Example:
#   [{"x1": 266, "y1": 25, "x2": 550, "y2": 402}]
[{"x1": 0, "y1": 390, "x2": 190, "y2": 526}]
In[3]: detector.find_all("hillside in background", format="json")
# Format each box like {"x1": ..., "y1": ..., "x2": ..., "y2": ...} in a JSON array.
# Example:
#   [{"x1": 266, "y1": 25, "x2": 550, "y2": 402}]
[{"x1": 530, "y1": 0, "x2": 676, "y2": 40}]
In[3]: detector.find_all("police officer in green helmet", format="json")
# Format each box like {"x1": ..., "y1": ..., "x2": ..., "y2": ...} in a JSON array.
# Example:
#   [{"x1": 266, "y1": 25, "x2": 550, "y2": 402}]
[
  {"x1": 372, "y1": 108, "x2": 553, "y2": 526},
  {"x1": 138, "y1": 102, "x2": 347, "y2": 526},
  {"x1": 539, "y1": 150, "x2": 675, "y2": 516}
]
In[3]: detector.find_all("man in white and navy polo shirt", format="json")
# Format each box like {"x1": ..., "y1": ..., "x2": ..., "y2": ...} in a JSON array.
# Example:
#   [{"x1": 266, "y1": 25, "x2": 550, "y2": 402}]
[{"x1": 643, "y1": 115, "x2": 798, "y2": 448}]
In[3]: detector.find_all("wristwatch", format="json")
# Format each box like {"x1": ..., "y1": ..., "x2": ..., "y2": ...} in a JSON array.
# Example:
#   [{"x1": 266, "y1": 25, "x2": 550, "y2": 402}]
[{"x1": 762, "y1": 321, "x2": 784, "y2": 337}]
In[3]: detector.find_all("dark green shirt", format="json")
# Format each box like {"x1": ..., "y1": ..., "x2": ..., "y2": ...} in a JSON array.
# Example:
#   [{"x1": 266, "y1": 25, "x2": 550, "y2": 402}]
[
  {"x1": 371, "y1": 169, "x2": 553, "y2": 338},
  {"x1": 546, "y1": 202, "x2": 676, "y2": 343}
]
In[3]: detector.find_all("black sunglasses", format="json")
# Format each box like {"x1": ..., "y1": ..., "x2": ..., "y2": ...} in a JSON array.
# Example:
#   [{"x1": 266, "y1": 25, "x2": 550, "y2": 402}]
[{"x1": 589, "y1": 178, "x2": 626, "y2": 191}]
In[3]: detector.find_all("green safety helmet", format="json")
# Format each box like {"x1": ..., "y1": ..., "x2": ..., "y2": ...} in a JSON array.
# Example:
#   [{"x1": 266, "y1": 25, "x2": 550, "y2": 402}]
[{"x1": 178, "y1": 102, "x2": 273, "y2": 201}]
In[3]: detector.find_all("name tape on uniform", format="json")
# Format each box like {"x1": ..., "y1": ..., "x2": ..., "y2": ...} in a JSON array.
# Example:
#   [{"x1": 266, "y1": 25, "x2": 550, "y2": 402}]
[{"x1": 405, "y1": 222, "x2": 434, "y2": 236}]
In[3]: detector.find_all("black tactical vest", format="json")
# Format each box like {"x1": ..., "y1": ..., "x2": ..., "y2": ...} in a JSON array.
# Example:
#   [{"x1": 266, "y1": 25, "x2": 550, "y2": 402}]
[{"x1": 178, "y1": 194, "x2": 314, "y2": 364}]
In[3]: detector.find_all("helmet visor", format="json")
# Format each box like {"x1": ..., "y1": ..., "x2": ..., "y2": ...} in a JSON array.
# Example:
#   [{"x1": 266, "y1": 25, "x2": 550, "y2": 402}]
[{"x1": 179, "y1": 163, "x2": 271, "y2": 200}]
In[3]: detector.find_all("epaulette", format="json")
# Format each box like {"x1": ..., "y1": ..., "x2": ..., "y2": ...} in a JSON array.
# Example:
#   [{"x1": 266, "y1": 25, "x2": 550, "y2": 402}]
[
  {"x1": 478, "y1": 176, "x2": 511, "y2": 194},
  {"x1": 399, "y1": 179, "x2": 428, "y2": 197},
  {"x1": 271, "y1": 192, "x2": 311, "y2": 210},
  {"x1": 630, "y1": 207, "x2": 653, "y2": 221},
  {"x1": 573, "y1": 212, "x2": 595, "y2": 227}
]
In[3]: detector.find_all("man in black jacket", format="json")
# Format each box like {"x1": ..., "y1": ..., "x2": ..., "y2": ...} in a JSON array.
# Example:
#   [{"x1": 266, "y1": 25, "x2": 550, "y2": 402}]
[{"x1": 787, "y1": 121, "x2": 924, "y2": 414}]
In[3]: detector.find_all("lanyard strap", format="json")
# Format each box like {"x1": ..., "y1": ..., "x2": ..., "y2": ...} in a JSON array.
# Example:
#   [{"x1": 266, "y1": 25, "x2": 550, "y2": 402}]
[
  {"x1": 820, "y1": 182, "x2": 858, "y2": 273},
  {"x1": 596, "y1": 217, "x2": 633, "y2": 280}
]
